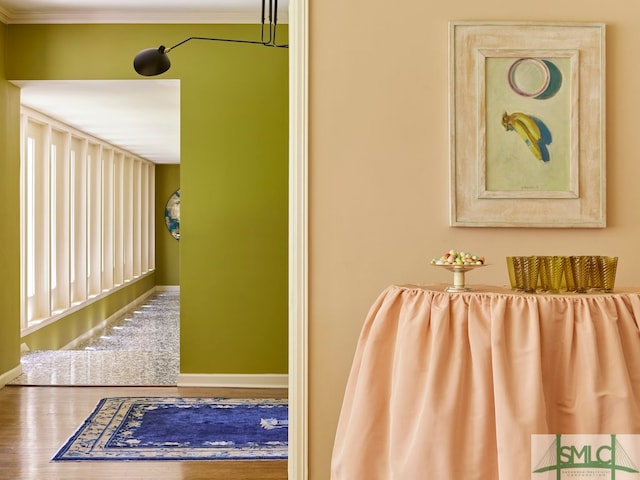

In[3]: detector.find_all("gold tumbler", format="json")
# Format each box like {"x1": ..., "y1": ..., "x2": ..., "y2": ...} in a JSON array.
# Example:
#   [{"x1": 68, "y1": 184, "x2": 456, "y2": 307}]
[
  {"x1": 563, "y1": 257, "x2": 575, "y2": 292},
  {"x1": 541, "y1": 256, "x2": 566, "y2": 294},
  {"x1": 511, "y1": 256, "x2": 526, "y2": 291},
  {"x1": 537, "y1": 256, "x2": 549, "y2": 292},
  {"x1": 569, "y1": 256, "x2": 591, "y2": 293},
  {"x1": 506, "y1": 257, "x2": 518, "y2": 290},
  {"x1": 588, "y1": 255, "x2": 604, "y2": 290},
  {"x1": 598, "y1": 256, "x2": 618, "y2": 292},
  {"x1": 520, "y1": 256, "x2": 540, "y2": 293}
]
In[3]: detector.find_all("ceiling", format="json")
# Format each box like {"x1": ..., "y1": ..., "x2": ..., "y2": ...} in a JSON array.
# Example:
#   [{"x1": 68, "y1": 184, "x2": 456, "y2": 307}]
[
  {"x1": 0, "y1": 0, "x2": 288, "y2": 24},
  {"x1": 15, "y1": 79, "x2": 181, "y2": 165},
  {"x1": 0, "y1": 0, "x2": 289, "y2": 165}
]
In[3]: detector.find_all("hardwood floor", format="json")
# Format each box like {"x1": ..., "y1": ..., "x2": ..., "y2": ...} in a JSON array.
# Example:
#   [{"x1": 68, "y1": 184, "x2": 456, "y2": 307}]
[{"x1": 0, "y1": 385, "x2": 288, "y2": 480}]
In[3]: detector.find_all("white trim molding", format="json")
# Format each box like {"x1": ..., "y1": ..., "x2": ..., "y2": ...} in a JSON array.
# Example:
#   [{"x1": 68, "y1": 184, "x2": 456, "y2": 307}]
[
  {"x1": 0, "y1": 365, "x2": 22, "y2": 389},
  {"x1": 288, "y1": 0, "x2": 309, "y2": 477},
  {"x1": 0, "y1": 3, "x2": 289, "y2": 25},
  {"x1": 1, "y1": 11, "x2": 288, "y2": 25},
  {"x1": 177, "y1": 374, "x2": 288, "y2": 389},
  {"x1": 154, "y1": 285, "x2": 180, "y2": 292}
]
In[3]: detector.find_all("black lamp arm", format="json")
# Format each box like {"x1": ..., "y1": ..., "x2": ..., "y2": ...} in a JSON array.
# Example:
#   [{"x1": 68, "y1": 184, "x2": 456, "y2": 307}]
[
  {"x1": 260, "y1": 0, "x2": 286, "y2": 47},
  {"x1": 164, "y1": 37, "x2": 264, "y2": 53},
  {"x1": 164, "y1": 0, "x2": 288, "y2": 51},
  {"x1": 133, "y1": 0, "x2": 288, "y2": 76}
]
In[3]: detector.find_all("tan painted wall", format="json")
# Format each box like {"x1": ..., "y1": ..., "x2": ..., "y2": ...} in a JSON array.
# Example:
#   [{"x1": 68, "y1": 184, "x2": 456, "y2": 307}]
[{"x1": 309, "y1": 2, "x2": 640, "y2": 478}]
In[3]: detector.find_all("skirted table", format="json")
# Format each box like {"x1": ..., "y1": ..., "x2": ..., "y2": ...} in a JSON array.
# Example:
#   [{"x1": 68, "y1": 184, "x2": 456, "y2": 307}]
[{"x1": 331, "y1": 284, "x2": 640, "y2": 479}]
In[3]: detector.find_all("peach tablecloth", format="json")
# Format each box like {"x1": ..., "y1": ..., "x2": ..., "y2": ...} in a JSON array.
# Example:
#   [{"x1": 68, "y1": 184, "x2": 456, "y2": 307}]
[{"x1": 331, "y1": 285, "x2": 640, "y2": 479}]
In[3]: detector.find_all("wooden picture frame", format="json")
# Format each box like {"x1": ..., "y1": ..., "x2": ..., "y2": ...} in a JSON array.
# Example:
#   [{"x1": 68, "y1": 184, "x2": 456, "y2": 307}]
[{"x1": 449, "y1": 22, "x2": 605, "y2": 227}]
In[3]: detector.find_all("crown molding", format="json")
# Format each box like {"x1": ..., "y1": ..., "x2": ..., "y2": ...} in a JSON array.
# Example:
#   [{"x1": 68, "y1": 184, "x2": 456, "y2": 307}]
[{"x1": 0, "y1": 8, "x2": 288, "y2": 25}]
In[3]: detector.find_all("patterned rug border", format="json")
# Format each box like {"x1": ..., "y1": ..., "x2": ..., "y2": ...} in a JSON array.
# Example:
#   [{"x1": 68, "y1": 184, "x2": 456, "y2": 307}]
[{"x1": 52, "y1": 396, "x2": 289, "y2": 461}]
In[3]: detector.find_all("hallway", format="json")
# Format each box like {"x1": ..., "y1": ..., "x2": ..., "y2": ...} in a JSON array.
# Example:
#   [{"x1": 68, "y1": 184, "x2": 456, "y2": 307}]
[
  {"x1": 0, "y1": 289, "x2": 288, "y2": 479},
  {"x1": 8, "y1": 289, "x2": 180, "y2": 386}
]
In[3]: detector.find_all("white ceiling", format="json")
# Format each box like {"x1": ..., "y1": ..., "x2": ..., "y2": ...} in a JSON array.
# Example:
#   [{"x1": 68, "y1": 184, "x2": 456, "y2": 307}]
[
  {"x1": 0, "y1": 0, "x2": 288, "y2": 165},
  {"x1": 0, "y1": 0, "x2": 288, "y2": 24},
  {"x1": 15, "y1": 79, "x2": 181, "y2": 165}
]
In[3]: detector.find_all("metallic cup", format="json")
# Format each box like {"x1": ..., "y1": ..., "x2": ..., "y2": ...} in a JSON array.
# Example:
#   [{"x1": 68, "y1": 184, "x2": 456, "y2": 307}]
[
  {"x1": 541, "y1": 256, "x2": 566, "y2": 294},
  {"x1": 598, "y1": 256, "x2": 618, "y2": 292},
  {"x1": 520, "y1": 256, "x2": 540, "y2": 293},
  {"x1": 562, "y1": 257, "x2": 575, "y2": 292},
  {"x1": 511, "y1": 256, "x2": 526, "y2": 291},
  {"x1": 569, "y1": 256, "x2": 591, "y2": 293},
  {"x1": 506, "y1": 257, "x2": 518, "y2": 290},
  {"x1": 588, "y1": 255, "x2": 604, "y2": 290},
  {"x1": 537, "y1": 256, "x2": 550, "y2": 292}
]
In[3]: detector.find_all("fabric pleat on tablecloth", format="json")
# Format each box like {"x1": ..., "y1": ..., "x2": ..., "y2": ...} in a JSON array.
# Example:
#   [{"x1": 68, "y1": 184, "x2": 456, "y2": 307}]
[{"x1": 331, "y1": 285, "x2": 640, "y2": 479}]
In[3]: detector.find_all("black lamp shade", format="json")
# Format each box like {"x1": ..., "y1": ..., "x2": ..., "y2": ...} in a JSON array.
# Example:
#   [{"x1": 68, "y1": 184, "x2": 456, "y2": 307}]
[{"x1": 133, "y1": 46, "x2": 171, "y2": 76}]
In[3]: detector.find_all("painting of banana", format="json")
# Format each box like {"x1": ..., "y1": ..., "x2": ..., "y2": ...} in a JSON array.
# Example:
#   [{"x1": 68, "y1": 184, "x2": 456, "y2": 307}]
[{"x1": 502, "y1": 111, "x2": 552, "y2": 162}]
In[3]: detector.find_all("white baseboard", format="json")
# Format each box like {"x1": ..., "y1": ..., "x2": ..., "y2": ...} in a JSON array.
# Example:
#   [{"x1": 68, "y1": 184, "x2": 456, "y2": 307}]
[
  {"x1": 155, "y1": 285, "x2": 180, "y2": 292},
  {"x1": 177, "y1": 373, "x2": 288, "y2": 389},
  {"x1": 61, "y1": 288, "x2": 160, "y2": 350},
  {"x1": 0, "y1": 365, "x2": 22, "y2": 389}
]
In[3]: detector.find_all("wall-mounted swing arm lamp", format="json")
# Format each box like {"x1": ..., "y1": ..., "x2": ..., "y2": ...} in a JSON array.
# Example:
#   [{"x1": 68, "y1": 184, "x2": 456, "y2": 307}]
[{"x1": 133, "y1": 0, "x2": 288, "y2": 77}]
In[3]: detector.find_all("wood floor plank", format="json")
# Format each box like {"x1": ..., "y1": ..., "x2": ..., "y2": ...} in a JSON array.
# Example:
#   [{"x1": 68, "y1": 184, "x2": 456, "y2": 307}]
[{"x1": 0, "y1": 386, "x2": 288, "y2": 480}]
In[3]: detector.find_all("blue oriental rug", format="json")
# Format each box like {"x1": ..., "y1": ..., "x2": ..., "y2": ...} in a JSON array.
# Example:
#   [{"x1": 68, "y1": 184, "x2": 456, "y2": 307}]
[{"x1": 52, "y1": 397, "x2": 288, "y2": 461}]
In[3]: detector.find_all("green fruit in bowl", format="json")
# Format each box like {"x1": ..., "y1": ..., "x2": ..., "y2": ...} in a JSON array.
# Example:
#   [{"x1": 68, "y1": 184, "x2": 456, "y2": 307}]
[{"x1": 431, "y1": 250, "x2": 485, "y2": 265}]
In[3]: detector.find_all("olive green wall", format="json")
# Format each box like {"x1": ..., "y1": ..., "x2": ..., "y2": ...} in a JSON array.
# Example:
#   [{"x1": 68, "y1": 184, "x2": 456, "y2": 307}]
[
  {"x1": 21, "y1": 274, "x2": 156, "y2": 350},
  {"x1": 0, "y1": 22, "x2": 21, "y2": 379},
  {"x1": 155, "y1": 165, "x2": 180, "y2": 286},
  {"x1": 4, "y1": 24, "x2": 288, "y2": 376}
]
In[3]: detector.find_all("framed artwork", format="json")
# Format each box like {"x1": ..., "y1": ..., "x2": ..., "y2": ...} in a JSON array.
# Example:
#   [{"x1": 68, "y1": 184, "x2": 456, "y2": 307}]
[
  {"x1": 449, "y1": 22, "x2": 605, "y2": 227},
  {"x1": 165, "y1": 188, "x2": 180, "y2": 240}
]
